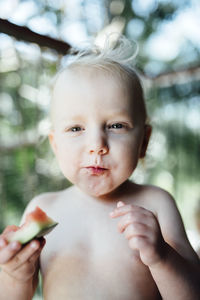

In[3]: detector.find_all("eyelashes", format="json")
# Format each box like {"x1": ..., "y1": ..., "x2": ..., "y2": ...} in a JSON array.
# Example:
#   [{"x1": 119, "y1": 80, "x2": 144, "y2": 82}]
[
  {"x1": 64, "y1": 122, "x2": 132, "y2": 134},
  {"x1": 63, "y1": 125, "x2": 83, "y2": 133},
  {"x1": 107, "y1": 123, "x2": 128, "y2": 130},
  {"x1": 69, "y1": 126, "x2": 82, "y2": 132}
]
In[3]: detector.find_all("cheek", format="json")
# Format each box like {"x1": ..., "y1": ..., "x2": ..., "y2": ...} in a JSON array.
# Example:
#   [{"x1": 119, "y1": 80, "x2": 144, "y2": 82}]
[
  {"x1": 119, "y1": 148, "x2": 138, "y2": 175},
  {"x1": 111, "y1": 137, "x2": 141, "y2": 163},
  {"x1": 55, "y1": 135, "x2": 81, "y2": 157},
  {"x1": 115, "y1": 137, "x2": 142, "y2": 175},
  {"x1": 54, "y1": 137, "x2": 82, "y2": 175}
]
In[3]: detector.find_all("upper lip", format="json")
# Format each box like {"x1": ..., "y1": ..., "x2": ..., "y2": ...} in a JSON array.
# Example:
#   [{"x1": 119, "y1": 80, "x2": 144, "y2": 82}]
[{"x1": 85, "y1": 165, "x2": 108, "y2": 169}]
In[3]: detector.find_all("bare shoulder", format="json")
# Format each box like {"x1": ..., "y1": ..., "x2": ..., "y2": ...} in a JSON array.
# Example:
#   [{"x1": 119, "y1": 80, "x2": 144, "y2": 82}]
[
  {"x1": 134, "y1": 183, "x2": 181, "y2": 231},
  {"x1": 138, "y1": 184, "x2": 182, "y2": 225},
  {"x1": 23, "y1": 191, "x2": 60, "y2": 213},
  {"x1": 20, "y1": 186, "x2": 74, "y2": 223},
  {"x1": 131, "y1": 183, "x2": 176, "y2": 214},
  {"x1": 134, "y1": 183, "x2": 199, "y2": 262}
]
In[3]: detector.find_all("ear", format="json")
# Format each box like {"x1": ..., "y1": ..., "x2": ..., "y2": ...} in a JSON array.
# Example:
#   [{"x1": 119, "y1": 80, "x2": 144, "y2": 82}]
[
  {"x1": 140, "y1": 124, "x2": 152, "y2": 159},
  {"x1": 48, "y1": 130, "x2": 57, "y2": 155}
]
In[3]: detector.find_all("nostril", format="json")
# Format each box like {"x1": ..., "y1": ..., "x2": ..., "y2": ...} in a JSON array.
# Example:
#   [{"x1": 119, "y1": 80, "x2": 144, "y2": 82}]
[
  {"x1": 99, "y1": 148, "x2": 107, "y2": 155},
  {"x1": 89, "y1": 146, "x2": 108, "y2": 155}
]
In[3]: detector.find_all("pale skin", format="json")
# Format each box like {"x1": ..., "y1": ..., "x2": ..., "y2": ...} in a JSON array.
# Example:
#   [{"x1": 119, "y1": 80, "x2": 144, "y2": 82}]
[{"x1": 0, "y1": 66, "x2": 200, "y2": 300}]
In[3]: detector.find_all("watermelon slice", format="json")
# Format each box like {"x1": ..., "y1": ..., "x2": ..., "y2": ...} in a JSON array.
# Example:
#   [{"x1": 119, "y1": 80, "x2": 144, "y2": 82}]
[{"x1": 7, "y1": 206, "x2": 58, "y2": 244}]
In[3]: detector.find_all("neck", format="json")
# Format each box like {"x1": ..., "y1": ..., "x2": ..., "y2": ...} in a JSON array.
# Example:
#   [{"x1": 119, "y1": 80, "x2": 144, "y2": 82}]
[{"x1": 74, "y1": 180, "x2": 136, "y2": 204}]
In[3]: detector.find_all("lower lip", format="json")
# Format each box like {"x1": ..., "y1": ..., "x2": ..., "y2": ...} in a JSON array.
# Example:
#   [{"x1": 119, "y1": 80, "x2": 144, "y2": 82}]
[{"x1": 86, "y1": 167, "x2": 108, "y2": 175}]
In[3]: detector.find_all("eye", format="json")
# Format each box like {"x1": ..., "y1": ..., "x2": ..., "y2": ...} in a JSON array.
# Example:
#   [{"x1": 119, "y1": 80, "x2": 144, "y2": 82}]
[
  {"x1": 110, "y1": 123, "x2": 123, "y2": 129},
  {"x1": 70, "y1": 126, "x2": 82, "y2": 132},
  {"x1": 64, "y1": 125, "x2": 84, "y2": 134},
  {"x1": 108, "y1": 123, "x2": 126, "y2": 130}
]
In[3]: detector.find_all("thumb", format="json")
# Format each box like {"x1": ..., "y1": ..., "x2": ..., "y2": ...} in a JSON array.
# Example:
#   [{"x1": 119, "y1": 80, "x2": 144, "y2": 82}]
[{"x1": 3, "y1": 225, "x2": 19, "y2": 234}]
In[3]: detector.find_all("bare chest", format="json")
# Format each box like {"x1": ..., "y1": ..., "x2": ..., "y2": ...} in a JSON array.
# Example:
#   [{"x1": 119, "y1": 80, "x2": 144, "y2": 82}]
[{"x1": 40, "y1": 207, "x2": 160, "y2": 300}]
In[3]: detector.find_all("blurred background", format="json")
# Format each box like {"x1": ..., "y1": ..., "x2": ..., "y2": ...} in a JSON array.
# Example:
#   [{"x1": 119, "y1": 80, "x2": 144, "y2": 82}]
[{"x1": 0, "y1": 1, "x2": 200, "y2": 296}]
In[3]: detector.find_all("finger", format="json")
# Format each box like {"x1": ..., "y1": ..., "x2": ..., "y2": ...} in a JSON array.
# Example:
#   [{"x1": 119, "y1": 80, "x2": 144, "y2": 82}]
[
  {"x1": 11, "y1": 251, "x2": 41, "y2": 281},
  {"x1": 0, "y1": 241, "x2": 22, "y2": 264},
  {"x1": 6, "y1": 239, "x2": 45, "y2": 271},
  {"x1": 117, "y1": 211, "x2": 148, "y2": 233},
  {"x1": 128, "y1": 236, "x2": 149, "y2": 252},
  {"x1": 110, "y1": 204, "x2": 149, "y2": 218},
  {"x1": 2, "y1": 225, "x2": 19, "y2": 235},
  {"x1": 25, "y1": 243, "x2": 44, "y2": 270},
  {"x1": 110, "y1": 204, "x2": 149, "y2": 219},
  {"x1": 28, "y1": 247, "x2": 43, "y2": 264},
  {"x1": 118, "y1": 210, "x2": 157, "y2": 233},
  {"x1": 124, "y1": 223, "x2": 149, "y2": 240},
  {"x1": 0, "y1": 237, "x2": 8, "y2": 249},
  {"x1": 7, "y1": 240, "x2": 40, "y2": 270},
  {"x1": 110, "y1": 204, "x2": 134, "y2": 218},
  {"x1": 0, "y1": 225, "x2": 19, "y2": 247}
]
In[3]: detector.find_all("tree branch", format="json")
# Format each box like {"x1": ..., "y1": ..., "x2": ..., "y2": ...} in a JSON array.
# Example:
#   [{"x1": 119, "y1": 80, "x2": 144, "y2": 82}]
[
  {"x1": 0, "y1": 18, "x2": 200, "y2": 87},
  {"x1": 141, "y1": 65, "x2": 200, "y2": 87},
  {"x1": 0, "y1": 18, "x2": 70, "y2": 55}
]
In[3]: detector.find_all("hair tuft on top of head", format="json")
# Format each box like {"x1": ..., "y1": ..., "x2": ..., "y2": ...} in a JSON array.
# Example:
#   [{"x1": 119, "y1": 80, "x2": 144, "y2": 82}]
[
  {"x1": 50, "y1": 35, "x2": 149, "y2": 128},
  {"x1": 65, "y1": 34, "x2": 139, "y2": 70}
]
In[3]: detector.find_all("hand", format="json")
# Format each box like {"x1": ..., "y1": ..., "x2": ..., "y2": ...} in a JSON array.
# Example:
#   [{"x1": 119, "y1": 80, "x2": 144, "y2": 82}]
[
  {"x1": 110, "y1": 201, "x2": 167, "y2": 267},
  {"x1": 0, "y1": 225, "x2": 45, "y2": 283}
]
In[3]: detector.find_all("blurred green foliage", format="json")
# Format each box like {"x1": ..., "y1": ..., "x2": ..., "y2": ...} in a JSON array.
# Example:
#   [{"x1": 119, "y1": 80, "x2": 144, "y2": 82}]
[
  {"x1": 0, "y1": 0, "x2": 200, "y2": 232},
  {"x1": 0, "y1": 1, "x2": 200, "y2": 299}
]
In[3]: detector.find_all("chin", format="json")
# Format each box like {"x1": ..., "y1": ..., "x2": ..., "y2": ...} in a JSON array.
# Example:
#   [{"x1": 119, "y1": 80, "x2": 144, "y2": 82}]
[
  {"x1": 84, "y1": 183, "x2": 124, "y2": 199},
  {"x1": 79, "y1": 182, "x2": 115, "y2": 198},
  {"x1": 84, "y1": 188, "x2": 110, "y2": 198}
]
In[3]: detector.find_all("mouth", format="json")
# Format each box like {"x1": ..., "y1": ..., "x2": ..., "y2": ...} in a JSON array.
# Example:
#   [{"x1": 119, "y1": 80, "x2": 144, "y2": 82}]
[{"x1": 85, "y1": 166, "x2": 109, "y2": 175}]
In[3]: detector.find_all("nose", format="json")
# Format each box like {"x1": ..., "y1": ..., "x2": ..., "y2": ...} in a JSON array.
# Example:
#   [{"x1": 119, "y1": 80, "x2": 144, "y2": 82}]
[
  {"x1": 90, "y1": 146, "x2": 108, "y2": 155},
  {"x1": 88, "y1": 130, "x2": 109, "y2": 155}
]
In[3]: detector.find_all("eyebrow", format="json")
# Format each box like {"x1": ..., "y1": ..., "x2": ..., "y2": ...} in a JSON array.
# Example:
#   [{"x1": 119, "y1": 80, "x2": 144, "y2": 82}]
[
  {"x1": 60, "y1": 110, "x2": 133, "y2": 124},
  {"x1": 106, "y1": 110, "x2": 133, "y2": 120},
  {"x1": 60, "y1": 114, "x2": 85, "y2": 123}
]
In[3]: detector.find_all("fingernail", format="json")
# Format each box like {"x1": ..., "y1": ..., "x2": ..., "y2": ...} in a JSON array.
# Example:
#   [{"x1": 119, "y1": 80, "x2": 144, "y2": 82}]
[
  {"x1": 31, "y1": 241, "x2": 39, "y2": 249},
  {"x1": 10, "y1": 241, "x2": 20, "y2": 250}
]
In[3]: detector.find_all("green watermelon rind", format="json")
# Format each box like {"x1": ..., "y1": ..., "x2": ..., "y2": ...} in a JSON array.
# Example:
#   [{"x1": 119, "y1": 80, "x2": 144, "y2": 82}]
[{"x1": 7, "y1": 221, "x2": 58, "y2": 244}]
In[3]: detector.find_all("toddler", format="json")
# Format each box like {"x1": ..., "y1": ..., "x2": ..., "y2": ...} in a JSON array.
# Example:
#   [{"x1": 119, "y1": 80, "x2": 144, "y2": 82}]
[{"x1": 0, "y1": 36, "x2": 200, "y2": 300}]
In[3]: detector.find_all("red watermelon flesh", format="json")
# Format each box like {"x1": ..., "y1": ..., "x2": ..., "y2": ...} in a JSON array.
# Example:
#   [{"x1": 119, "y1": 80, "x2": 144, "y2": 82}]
[{"x1": 7, "y1": 206, "x2": 58, "y2": 244}]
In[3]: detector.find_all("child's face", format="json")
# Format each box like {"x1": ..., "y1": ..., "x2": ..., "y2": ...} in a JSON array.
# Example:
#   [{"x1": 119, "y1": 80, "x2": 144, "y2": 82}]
[{"x1": 49, "y1": 68, "x2": 150, "y2": 197}]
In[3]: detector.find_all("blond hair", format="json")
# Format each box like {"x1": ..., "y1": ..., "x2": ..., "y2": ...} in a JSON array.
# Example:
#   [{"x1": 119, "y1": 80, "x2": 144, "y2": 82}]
[{"x1": 51, "y1": 35, "x2": 148, "y2": 125}]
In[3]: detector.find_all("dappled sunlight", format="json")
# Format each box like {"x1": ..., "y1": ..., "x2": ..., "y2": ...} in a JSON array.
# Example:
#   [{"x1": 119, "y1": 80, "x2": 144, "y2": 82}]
[
  {"x1": 0, "y1": 4, "x2": 200, "y2": 299},
  {"x1": 0, "y1": 0, "x2": 199, "y2": 226}
]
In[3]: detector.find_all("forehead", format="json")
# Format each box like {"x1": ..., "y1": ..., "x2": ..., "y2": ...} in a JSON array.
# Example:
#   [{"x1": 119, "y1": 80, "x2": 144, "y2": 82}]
[
  {"x1": 50, "y1": 65, "x2": 147, "y2": 128},
  {"x1": 52, "y1": 67, "x2": 134, "y2": 112},
  {"x1": 53, "y1": 66, "x2": 126, "y2": 96}
]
